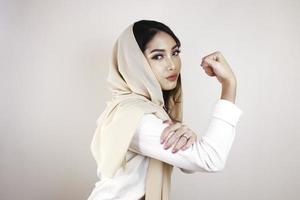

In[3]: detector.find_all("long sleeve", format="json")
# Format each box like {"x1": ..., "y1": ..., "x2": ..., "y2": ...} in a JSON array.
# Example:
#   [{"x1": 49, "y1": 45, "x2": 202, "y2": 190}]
[{"x1": 128, "y1": 99, "x2": 243, "y2": 173}]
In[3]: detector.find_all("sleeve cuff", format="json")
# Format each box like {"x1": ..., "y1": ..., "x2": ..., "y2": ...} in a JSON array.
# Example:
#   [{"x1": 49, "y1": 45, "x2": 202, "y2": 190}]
[
  {"x1": 212, "y1": 99, "x2": 243, "y2": 127},
  {"x1": 179, "y1": 168, "x2": 196, "y2": 174}
]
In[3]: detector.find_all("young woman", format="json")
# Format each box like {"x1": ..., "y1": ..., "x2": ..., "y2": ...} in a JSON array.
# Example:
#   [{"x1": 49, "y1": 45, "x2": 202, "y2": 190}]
[{"x1": 87, "y1": 20, "x2": 243, "y2": 200}]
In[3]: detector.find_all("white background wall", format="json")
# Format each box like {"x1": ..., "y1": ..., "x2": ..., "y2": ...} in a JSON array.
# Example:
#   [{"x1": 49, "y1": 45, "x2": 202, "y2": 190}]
[{"x1": 1, "y1": 0, "x2": 299, "y2": 199}]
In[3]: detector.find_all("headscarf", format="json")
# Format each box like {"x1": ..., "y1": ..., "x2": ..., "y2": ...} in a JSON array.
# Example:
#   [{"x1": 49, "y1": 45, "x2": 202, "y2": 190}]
[{"x1": 90, "y1": 23, "x2": 183, "y2": 200}]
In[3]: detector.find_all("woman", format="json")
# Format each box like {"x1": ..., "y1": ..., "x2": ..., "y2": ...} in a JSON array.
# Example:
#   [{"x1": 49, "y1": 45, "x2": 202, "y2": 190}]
[{"x1": 87, "y1": 20, "x2": 243, "y2": 200}]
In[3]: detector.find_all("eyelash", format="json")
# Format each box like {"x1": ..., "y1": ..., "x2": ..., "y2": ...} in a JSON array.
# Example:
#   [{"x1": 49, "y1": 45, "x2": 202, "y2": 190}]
[{"x1": 151, "y1": 50, "x2": 181, "y2": 60}]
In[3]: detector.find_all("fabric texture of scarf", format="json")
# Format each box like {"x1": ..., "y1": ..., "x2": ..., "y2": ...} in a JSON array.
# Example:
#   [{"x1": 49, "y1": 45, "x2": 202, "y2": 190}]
[{"x1": 90, "y1": 23, "x2": 183, "y2": 200}]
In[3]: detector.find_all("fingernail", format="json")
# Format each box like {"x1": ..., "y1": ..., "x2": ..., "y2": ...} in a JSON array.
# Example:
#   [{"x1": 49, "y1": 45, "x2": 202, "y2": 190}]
[
  {"x1": 172, "y1": 149, "x2": 177, "y2": 153},
  {"x1": 160, "y1": 139, "x2": 164, "y2": 144}
]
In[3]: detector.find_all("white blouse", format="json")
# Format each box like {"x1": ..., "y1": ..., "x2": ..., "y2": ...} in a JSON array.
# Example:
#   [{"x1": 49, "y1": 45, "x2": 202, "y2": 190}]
[{"x1": 87, "y1": 99, "x2": 243, "y2": 200}]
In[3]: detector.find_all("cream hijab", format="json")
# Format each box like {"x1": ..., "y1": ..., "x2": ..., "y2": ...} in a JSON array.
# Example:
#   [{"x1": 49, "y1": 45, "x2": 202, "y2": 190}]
[{"x1": 90, "y1": 23, "x2": 183, "y2": 200}]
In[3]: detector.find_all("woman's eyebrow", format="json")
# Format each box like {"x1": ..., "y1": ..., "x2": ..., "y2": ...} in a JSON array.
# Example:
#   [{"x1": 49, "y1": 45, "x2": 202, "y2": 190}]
[{"x1": 150, "y1": 44, "x2": 178, "y2": 53}]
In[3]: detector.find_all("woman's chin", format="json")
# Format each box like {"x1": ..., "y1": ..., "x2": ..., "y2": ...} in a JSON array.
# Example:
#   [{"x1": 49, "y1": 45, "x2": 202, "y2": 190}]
[{"x1": 162, "y1": 83, "x2": 177, "y2": 91}]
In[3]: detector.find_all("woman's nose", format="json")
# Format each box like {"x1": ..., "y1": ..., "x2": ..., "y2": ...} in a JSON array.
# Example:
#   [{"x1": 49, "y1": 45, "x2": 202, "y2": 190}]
[{"x1": 167, "y1": 59, "x2": 176, "y2": 70}]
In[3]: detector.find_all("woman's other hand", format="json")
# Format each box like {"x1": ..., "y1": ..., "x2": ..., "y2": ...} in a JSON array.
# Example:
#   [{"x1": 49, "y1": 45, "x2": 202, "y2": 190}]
[
  {"x1": 160, "y1": 119, "x2": 197, "y2": 153},
  {"x1": 200, "y1": 51, "x2": 236, "y2": 85}
]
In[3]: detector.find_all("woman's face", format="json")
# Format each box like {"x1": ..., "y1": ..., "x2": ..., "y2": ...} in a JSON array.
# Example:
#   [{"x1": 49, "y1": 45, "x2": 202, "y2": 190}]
[{"x1": 143, "y1": 31, "x2": 181, "y2": 91}]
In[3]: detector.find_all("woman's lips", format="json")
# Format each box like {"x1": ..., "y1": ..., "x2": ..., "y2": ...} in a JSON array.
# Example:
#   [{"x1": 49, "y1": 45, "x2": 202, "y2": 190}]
[{"x1": 166, "y1": 75, "x2": 177, "y2": 81}]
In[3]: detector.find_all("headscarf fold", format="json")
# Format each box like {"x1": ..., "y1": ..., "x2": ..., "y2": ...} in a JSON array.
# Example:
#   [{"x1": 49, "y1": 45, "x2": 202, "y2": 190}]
[{"x1": 90, "y1": 23, "x2": 183, "y2": 200}]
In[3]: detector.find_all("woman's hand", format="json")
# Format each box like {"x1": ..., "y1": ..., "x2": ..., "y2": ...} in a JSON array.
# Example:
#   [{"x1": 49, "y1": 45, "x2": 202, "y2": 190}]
[
  {"x1": 201, "y1": 51, "x2": 237, "y2": 103},
  {"x1": 160, "y1": 119, "x2": 197, "y2": 153},
  {"x1": 200, "y1": 51, "x2": 236, "y2": 85}
]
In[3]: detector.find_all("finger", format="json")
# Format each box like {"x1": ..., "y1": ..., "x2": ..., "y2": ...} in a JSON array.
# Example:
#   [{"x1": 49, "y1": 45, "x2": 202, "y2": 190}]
[
  {"x1": 176, "y1": 130, "x2": 193, "y2": 150},
  {"x1": 176, "y1": 131, "x2": 193, "y2": 150},
  {"x1": 202, "y1": 51, "x2": 222, "y2": 62},
  {"x1": 203, "y1": 57, "x2": 219, "y2": 69},
  {"x1": 162, "y1": 120, "x2": 173, "y2": 141},
  {"x1": 163, "y1": 132, "x2": 177, "y2": 149},
  {"x1": 203, "y1": 66, "x2": 215, "y2": 75},
  {"x1": 172, "y1": 137, "x2": 188, "y2": 153},
  {"x1": 171, "y1": 130, "x2": 193, "y2": 153},
  {"x1": 203, "y1": 58, "x2": 223, "y2": 77},
  {"x1": 202, "y1": 51, "x2": 230, "y2": 69},
  {"x1": 161, "y1": 122, "x2": 178, "y2": 144},
  {"x1": 161, "y1": 121, "x2": 174, "y2": 144},
  {"x1": 181, "y1": 136, "x2": 197, "y2": 151},
  {"x1": 163, "y1": 125, "x2": 188, "y2": 149},
  {"x1": 205, "y1": 70, "x2": 216, "y2": 76},
  {"x1": 201, "y1": 59, "x2": 214, "y2": 68},
  {"x1": 160, "y1": 122, "x2": 181, "y2": 143}
]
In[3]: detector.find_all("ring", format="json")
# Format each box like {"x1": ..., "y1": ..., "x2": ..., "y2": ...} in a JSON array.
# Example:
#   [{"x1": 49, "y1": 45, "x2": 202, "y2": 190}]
[{"x1": 181, "y1": 134, "x2": 190, "y2": 140}]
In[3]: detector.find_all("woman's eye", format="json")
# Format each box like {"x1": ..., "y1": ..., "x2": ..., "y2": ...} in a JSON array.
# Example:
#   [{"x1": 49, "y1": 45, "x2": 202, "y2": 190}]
[
  {"x1": 173, "y1": 50, "x2": 181, "y2": 56},
  {"x1": 152, "y1": 54, "x2": 163, "y2": 60},
  {"x1": 151, "y1": 50, "x2": 181, "y2": 60}
]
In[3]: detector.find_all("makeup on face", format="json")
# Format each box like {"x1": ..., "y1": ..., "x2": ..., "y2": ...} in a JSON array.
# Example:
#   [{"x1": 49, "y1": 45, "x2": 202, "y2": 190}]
[
  {"x1": 149, "y1": 44, "x2": 181, "y2": 61},
  {"x1": 166, "y1": 74, "x2": 178, "y2": 81}
]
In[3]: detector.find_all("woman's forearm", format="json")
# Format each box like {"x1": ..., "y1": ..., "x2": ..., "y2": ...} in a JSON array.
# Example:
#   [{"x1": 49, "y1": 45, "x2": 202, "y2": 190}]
[{"x1": 220, "y1": 79, "x2": 237, "y2": 104}]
